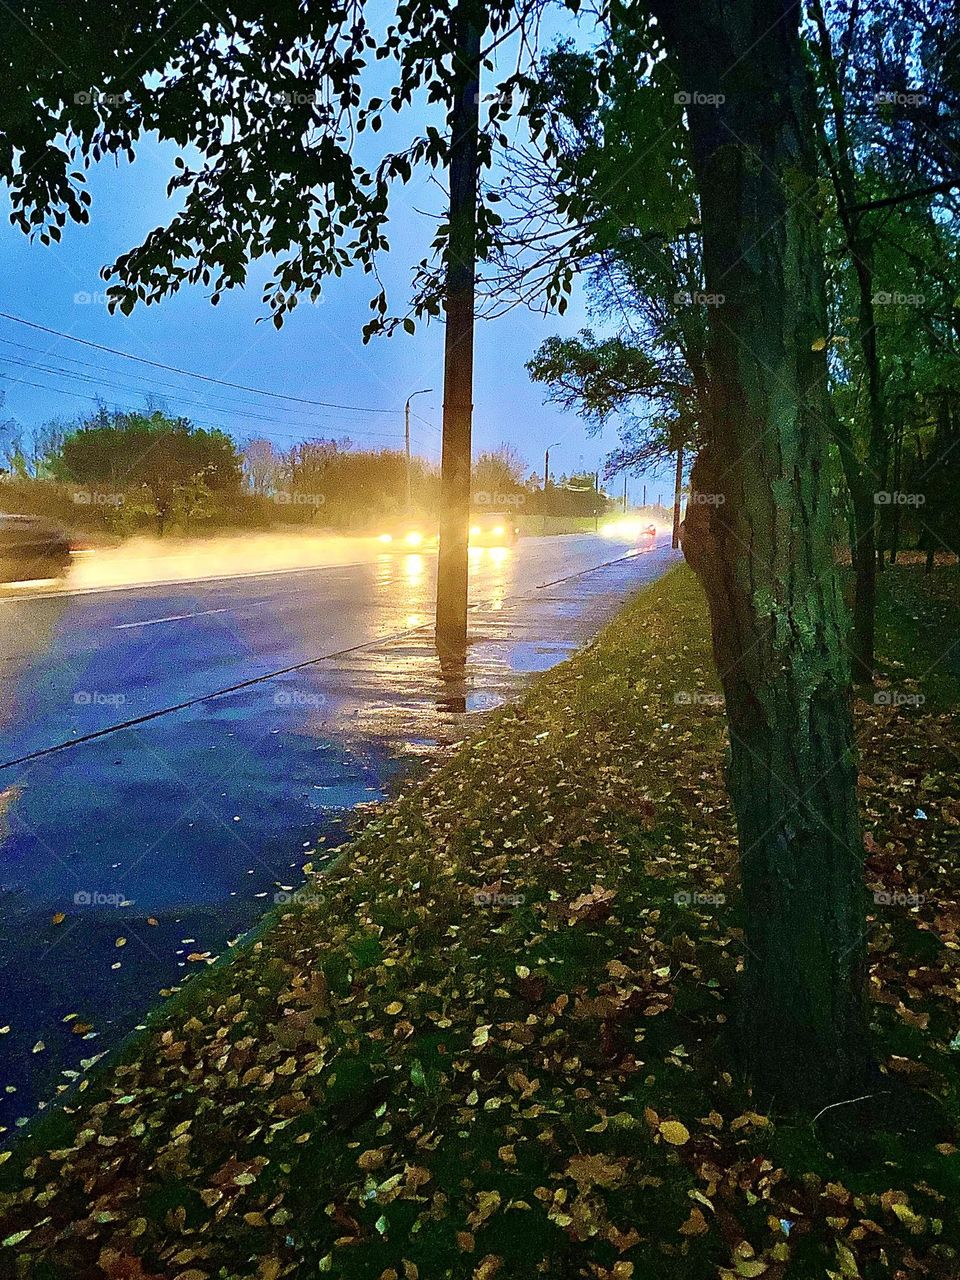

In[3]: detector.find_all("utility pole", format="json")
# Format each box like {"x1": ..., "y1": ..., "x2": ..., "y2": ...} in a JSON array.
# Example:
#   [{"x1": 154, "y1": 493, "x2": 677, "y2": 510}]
[
  {"x1": 642, "y1": 482, "x2": 647, "y2": 507},
  {"x1": 622, "y1": 475, "x2": 628, "y2": 512},
  {"x1": 436, "y1": 0, "x2": 483, "y2": 659},
  {"x1": 594, "y1": 469, "x2": 600, "y2": 531},
  {"x1": 404, "y1": 388, "x2": 432, "y2": 512}
]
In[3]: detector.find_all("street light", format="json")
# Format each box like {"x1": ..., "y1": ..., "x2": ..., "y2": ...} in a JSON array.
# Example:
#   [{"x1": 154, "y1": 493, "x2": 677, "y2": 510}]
[
  {"x1": 544, "y1": 441, "x2": 561, "y2": 497},
  {"x1": 404, "y1": 388, "x2": 432, "y2": 511}
]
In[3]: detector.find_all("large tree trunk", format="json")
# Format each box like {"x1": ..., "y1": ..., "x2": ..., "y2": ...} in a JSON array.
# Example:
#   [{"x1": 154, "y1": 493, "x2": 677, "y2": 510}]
[{"x1": 656, "y1": 0, "x2": 869, "y2": 1108}]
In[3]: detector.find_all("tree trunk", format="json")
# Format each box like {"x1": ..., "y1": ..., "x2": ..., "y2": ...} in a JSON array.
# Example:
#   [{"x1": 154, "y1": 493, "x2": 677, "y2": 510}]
[
  {"x1": 672, "y1": 444, "x2": 684, "y2": 549},
  {"x1": 830, "y1": 410, "x2": 876, "y2": 684},
  {"x1": 435, "y1": 0, "x2": 482, "y2": 660},
  {"x1": 654, "y1": 0, "x2": 869, "y2": 1109},
  {"x1": 809, "y1": 0, "x2": 887, "y2": 671},
  {"x1": 889, "y1": 411, "x2": 904, "y2": 564}
]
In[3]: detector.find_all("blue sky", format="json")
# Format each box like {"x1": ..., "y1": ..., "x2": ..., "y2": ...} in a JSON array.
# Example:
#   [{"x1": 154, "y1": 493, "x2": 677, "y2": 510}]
[{"x1": 0, "y1": 17, "x2": 672, "y2": 499}]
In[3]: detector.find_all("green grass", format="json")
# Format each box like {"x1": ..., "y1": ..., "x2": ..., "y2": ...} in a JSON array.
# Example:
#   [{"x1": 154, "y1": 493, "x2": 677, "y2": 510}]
[{"x1": 1, "y1": 564, "x2": 958, "y2": 1280}]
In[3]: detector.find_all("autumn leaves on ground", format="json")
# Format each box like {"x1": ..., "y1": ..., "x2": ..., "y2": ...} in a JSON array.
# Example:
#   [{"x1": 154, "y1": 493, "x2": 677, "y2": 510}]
[{"x1": 2, "y1": 564, "x2": 959, "y2": 1279}]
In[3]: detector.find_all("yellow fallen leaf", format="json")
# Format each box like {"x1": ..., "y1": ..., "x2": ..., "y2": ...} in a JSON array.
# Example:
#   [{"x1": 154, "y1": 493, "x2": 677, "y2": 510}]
[
  {"x1": 358, "y1": 1147, "x2": 390, "y2": 1171},
  {"x1": 115, "y1": 937, "x2": 127, "y2": 948},
  {"x1": 679, "y1": 1206, "x2": 709, "y2": 1236},
  {"x1": 659, "y1": 1119, "x2": 690, "y2": 1146},
  {"x1": 51, "y1": 912, "x2": 65, "y2": 925},
  {"x1": 473, "y1": 1256, "x2": 502, "y2": 1280},
  {"x1": 385, "y1": 1001, "x2": 404, "y2": 1015}
]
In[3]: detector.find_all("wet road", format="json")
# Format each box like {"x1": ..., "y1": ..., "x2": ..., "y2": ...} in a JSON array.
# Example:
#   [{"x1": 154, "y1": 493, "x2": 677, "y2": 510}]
[{"x1": 0, "y1": 533, "x2": 678, "y2": 1137}]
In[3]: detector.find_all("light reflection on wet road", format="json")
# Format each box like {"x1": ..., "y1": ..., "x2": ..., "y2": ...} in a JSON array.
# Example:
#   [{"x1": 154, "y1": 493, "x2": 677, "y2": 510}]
[{"x1": 0, "y1": 533, "x2": 678, "y2": 1138}]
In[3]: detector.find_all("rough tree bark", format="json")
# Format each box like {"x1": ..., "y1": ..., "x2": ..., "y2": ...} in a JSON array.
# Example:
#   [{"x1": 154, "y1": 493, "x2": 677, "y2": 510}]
[{"x1": 656, "y1": 0, "x2": 870, "y2": 1108}]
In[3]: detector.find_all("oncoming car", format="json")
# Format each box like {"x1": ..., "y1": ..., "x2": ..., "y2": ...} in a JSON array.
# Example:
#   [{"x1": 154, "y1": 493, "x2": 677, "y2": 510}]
[
  {"x1": 375, "y1": 521, "x2": 438, "y2": 550},
  {"x1": 469, "y1": 512, "x2": 519, "y2": 547},
  {"x1": 0, "y1": 514, "x2": 72, "y2": 584}
]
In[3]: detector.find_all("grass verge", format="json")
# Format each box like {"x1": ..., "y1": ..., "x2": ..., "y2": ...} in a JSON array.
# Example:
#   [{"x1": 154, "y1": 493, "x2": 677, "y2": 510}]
[{"x1": 1, "y1": 564, "x2": 959, "y2": 1280}]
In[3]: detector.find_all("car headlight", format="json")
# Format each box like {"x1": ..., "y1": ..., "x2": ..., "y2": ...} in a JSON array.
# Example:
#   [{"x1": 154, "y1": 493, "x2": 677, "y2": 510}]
[
  {"x1": 492, "y1": 526, "x2": 504, "y2": 537},
  {"x1": 470, "y1": 526, "x2": 481, "y2": 536},
  {"x1": 405, "y1": 531, "x2": 423, "y2": 547},
  {"x1": 378, "y1": 533, "x2": 394, "y2": 544}
]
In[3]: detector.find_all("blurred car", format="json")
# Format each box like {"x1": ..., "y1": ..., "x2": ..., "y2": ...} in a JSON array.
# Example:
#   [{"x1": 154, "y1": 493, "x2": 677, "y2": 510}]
[
  {"x1": 0, "y1": 514, "x2": 72, "y2": 583},
  {"x1": 469, "y1": 512, "x2": 519, "y2": 546},
  {"x1": 375, "y1": 520, "x2": 438, "y2": 550}
]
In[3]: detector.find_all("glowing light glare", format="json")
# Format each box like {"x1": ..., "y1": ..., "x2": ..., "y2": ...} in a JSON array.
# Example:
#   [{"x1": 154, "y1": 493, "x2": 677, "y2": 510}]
[
  {"x1": 378, "y1": 533, "x2": 394, "y2": 544},
  {"x1": 470, "y1": 526, "x2": 482, "y2": 536},
  {"x1": 405, "y1": 614, "x2": 422, "y2": 628},
  {"x1": 492, "y1": 526, "x2": 504, "y2": 537},
  {"x1": 404, "y1": 531, "x2": 424, "y2": 547},
  {"x1": 489, "y1": 546, "x2": 509, "y2": 564},
  {"x1": 403, "y1": 553, "x2": 425, "y2": 584},
  {"x1": 602, "y1": 518, "x2": 647, "y2": 539}
]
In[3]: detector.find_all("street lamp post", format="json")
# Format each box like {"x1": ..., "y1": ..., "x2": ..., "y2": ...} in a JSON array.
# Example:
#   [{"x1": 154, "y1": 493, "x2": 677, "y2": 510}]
[
  {"x1": 404, "y1": 388, "x2": 432, "y2": 512},
  {"x1": 543, "y1": 441, "x2": 560, "y2": 521}
]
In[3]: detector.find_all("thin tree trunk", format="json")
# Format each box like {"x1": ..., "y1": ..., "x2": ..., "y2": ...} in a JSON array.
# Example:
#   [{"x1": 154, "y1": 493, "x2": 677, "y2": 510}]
[
  {"x1": 831, "y1": 410, "x2": 876, "y2": 683},
  {"x1": 671, "y1": 444, "x2": 684, "y2": 549},
  {"x1": 810, "y1": 0, "x2": 887, "y2": 673},
  {"x1": 654, "y1": 0, "x2": 869, "y2": 1109},
  {"x1": 435, "y1": 0, "x2": 482, "y2": 660},
  {"x1": 889, "y1": 412, "x2": 904, "y2": 564}
]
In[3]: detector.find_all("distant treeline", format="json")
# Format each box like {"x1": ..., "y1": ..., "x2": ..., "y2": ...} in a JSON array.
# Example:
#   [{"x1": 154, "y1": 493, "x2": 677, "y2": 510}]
[{"x1": 0, "y1": 409, "x2": 614, "y2": 538}]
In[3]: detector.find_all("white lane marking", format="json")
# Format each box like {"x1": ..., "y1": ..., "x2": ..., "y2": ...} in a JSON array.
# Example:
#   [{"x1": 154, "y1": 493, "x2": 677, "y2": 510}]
[{"x1": 114, "y1": 608, "x2": 229, "y2": 630}]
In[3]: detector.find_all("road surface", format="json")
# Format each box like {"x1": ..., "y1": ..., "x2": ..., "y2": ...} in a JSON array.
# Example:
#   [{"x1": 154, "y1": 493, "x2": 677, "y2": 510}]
[{"x1": 0, "y1": 532, "x2": 679, "y2": 1138}]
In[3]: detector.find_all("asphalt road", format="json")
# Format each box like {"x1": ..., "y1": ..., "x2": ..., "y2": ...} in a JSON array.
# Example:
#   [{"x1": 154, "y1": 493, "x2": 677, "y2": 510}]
[{"x1": 0, "y1": 532, "x2": 679, "y2": 1138}]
